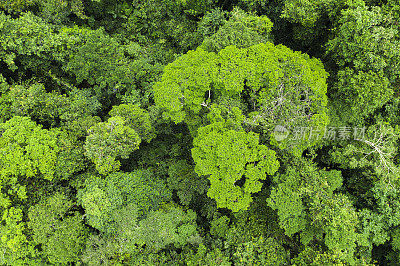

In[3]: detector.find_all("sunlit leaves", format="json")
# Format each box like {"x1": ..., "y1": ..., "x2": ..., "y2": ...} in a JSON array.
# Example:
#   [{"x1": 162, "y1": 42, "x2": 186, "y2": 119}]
[
  {"x1": 78, "y1": 170, "x2": 171, "y2": 233},
  {"x1": 28, "y1": 193, "x2": 87, "y2": 264},
  {"x1": 109, "y1": 104, "x2": 156, "y2": 143},
  {"x1": 84, "y1": 116, "x2": 141, "y2": 174},
  {"x1": 131, "y1": 205, "x2": 201, "y2": 252},
  {"x1": 200, "y1": 7, "x2": 273, "y2": 52},
  {"x1": 154, "y1": 42, "x2": 329, "y2": 147},
  {"x1": 0, "y1": 116, "x2": 59, "y2": 182},
  {"x1": 153, "y1": 48, "x2": 218, "y2": 123},
  {"x1": 192, "y1": 121, "x2": 279, "y2": 212},
  {"x1": 327, "y1": 3, "x2": 400, "y2": 83}
]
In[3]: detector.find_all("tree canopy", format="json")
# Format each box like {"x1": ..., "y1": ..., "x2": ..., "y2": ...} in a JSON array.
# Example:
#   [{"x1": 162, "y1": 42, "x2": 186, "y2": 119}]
[{"x1": 1, "y1": 0, "x2": 400, "y2": 264}]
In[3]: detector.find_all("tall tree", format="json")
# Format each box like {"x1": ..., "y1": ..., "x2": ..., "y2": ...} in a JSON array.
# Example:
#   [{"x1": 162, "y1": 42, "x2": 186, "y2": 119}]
[
  {"x1": 84, "y1": 116, "x2": 141, "y2": 174},
  {"x1": 192, "y1": 118, "x2": 279, "y2": 212}
]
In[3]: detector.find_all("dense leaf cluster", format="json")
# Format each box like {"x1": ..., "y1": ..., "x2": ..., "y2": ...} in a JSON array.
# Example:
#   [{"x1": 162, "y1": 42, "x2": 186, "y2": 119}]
[{"x1": 1, "y1": 0, "x2": 400, "y2": 265}]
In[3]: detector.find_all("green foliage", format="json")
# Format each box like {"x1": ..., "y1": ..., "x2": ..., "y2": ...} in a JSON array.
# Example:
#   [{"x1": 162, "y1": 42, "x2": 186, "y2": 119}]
[
  {"x1": 391, "y1": 227, "x2": 400, "y2": 261},
  {"x1": 82, "y1": 204, "x2": 201, "y2": 260},
  {"x1": 2, "y1": 0, "x2": 400, "y2": 264},
  {"x1": 28, "y1": 193, "x2": 87, "y2": 264},
  {"x1": 0, "y1": 0, "x2": 35, "y2": 13},
  {"x1": 200, "y1": 8, "x2": 273, "y2": 52},
  {"x1": 327, "y1": 121, "x2": 399, "y2": 177},
  {"x1": 331, "y1": 68, "x2": 392, "y2": 122},
  {"x1": 84, "y1": 116, "x2": 141, "y2": 174},
  {"x1": 371, "y1": 180, "x2": 400, "y2": 229},
  {"x1": 0, "y1": 13, "x2": 159, "y2": 105},
  {"x1": 210, "y1": 215, "x2": 230, "y2": 238},
  {"x1": 0, "y1": 75, "x2": 11, "y2": 122},
  {"x1": 309, "y1": 193, "x2": 359, "y2": 263},
  {"x1": 154, "y1": 42, "x2": 329, "y2": 155},
  {"x1": 52, "y1": 129, "x2": 88, "y2": 180},
  {"x1": 167, "y1": 160, "x2": 208, "y2": 205},
  {"x1": 184, "y1": 243, "x2": 231, "y2": 266},
  {"x1": 131, "y1": 204, "x2": 201, "y2": 252},
  {"x1": 358, "y1": 209, "x2": 389, "y2": 248},
  {"x1": 81, "y1": 234, "x2": 122, "y2": 265},
  {"x1": 0, "y1": 0, "x2": 85, "y2": 20},
  {"x1": 122, "y1": 0, "x2": 213, "y2": 52},
  {"x1": 153, "y1": 47, "x2": 218, "y2": 124},
  {"x1": 37, "y1": 0, "x2": 86, "y2": 22},
  {"x1": 292, "y1": 246, "x2": 349, "y2": 265},
  {"x1": 0, "y1": 116, "x2": 59, "y2": 183},
  {"x1": 198, "y1": 8, "x2": 227, "y2": 38},
  {"x1": 327, "y1": 3, "x2": 400, "y2": 84},
  {"x1": 109, "y1": 104, "x2": 156, "y2": 142},
  {"x1": 8, "y1": 82, "x2": 69, "y2": 126},
  {"x1": 0, "y1": 206, "x2": 37, "y2": 265},
  {"x1": 233, "y1": 236, "x2": 289, "y2": 265},
  {"x1": 6, "y1": 82, "x2": 101, "y2": 133},
  {"x1": 59, "y1": 88, "x2": 102, "y2": 138},
  {"x1": 325, "y1": 2, "x2": 400, "y2": 126},
  {"x1": 0, "y1": 11, "x2": 55, "y2": 72},
  {"x1": 61, "y1": 27, "x2": 137, "y2": 96},
  {"x1": 385, "y1": 98, "x2": 400, "y2": 126},
  {"x1": 78, "y1": 170, "x2": 171, "y2": 233},
  {"x1": 192, "y1": 120, "x2": 279, "y2": 212},
  {"x1": 282, "y1": 0, "x2": 342, "y2": 27},
  {"x1": 267, "y1": 159, "x2": 360, "y2": 263}
]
